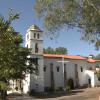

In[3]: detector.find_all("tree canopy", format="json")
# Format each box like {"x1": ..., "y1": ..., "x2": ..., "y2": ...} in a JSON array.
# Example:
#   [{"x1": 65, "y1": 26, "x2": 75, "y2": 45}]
[
  {"x1": 0, "y1": 11, "x2": 33, "y2": 97},
  {"x1": 34, "y1": 0, "x2": 100, "y2": 49},
  {"x1": 95, "y1": 54, "x2": 100, "y2": 60},
  {"x1": 44, "y1": 47, "x2": 68, "y2": 55}
]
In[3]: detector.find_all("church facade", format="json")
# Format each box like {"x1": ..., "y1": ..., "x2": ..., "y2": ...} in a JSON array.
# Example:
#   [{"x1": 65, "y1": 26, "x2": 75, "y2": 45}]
[{"x1": 23, "y1": 25, "x2": 100, "y2": 94}]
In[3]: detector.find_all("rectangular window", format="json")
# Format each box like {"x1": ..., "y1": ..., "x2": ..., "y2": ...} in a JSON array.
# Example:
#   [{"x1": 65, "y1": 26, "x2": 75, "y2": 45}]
[
  {"x1": 37, "y1": 33, "x2": 40, "y2": 39},
  {"x1": 27, "y1": 44, "x2": 28, "y2": 48},
  {"x1": 27, "y1": 34, "x2": 29, "y2": 40},
  {"x1": 43, "y1": 65, "x2": 46, "y2": 72},
  {"x1": 64, "y1": 64, "x2": 66, "y2": 71},
  {"x1": 80, "y1": 67, "x2": 83, "y2": 72},
  {"x1": 35, "y1": 43, "x2": 38, "y2": 53},
  {"x1": 31, "y1": 58, "x2": 39, "y2": 75},
  {"x1": 34, "y1": 58, "x2": 38, "y2": 65},
  {"x1": 34, "y1": 33, "x2": 36, "y2": 38},
  {"x1": 98, "y1": 77, "x2": 100, "y2": 81},
  {"x1": 56, "y1": 66, "x2": 60, "y2": 72}
]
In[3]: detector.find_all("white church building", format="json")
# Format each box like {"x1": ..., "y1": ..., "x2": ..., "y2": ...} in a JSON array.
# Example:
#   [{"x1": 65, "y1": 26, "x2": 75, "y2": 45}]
[{"x1": 8, "y1": 25, "x2": 100, "y2": 94}]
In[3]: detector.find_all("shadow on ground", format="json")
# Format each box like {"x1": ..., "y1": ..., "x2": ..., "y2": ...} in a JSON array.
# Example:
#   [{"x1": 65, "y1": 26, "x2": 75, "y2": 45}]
[
  {"x1": 32, "y1": 89, "x2": 84, "y2": 99},
  {"x1": 7, "y1": 89, "x2": 84, "y2": 99},
  {"x1": 7, "y1": 92, "x2": 22, "y2": 100}
]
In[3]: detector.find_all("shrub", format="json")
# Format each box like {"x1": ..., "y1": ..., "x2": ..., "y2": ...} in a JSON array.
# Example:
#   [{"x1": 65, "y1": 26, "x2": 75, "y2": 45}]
[
  {"x1": 44, "y1": 87, "x2": 54, "y2": 92},
  {"x1": 65, "y1": 85, "x2": 71, "y2": 92},
  {"x1": 28, "y1": 89, "x2": 35, "y2": 96},
  {"x1": 56, "y1": 87, "x2": 63, "y2": 91}
]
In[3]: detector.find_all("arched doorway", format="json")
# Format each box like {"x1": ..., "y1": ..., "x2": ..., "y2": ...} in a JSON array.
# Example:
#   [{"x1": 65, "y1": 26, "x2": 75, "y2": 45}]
[{"x1": 67, "y1": 78, "x2": 74, "y2": 89}]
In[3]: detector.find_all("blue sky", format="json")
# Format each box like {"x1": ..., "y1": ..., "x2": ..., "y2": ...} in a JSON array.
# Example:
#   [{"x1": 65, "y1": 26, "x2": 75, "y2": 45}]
[{"x1": 0, "y1": 0, "x2": 99, "y2": 56}]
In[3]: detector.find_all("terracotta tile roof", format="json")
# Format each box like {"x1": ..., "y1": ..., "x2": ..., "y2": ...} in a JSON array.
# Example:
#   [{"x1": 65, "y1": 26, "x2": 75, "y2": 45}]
[
  {"x1": 87, "y1": 59, "x2": 100, "y2": 63},
  {"x1": 43, "y1": 54, "x2": 100, "y2": 63},
  {"x1": 94, "y1": 60, "x2": 100, "y2": 62},
  {"x1": 87, "y1": 59, "x2": 96, "y2": 63},
  {"x1": 64, "y1": 55, "x2": 86, "y2": 60},
  {"x1": 43, "y1": 54, "x2": 86, "y2": 60}
]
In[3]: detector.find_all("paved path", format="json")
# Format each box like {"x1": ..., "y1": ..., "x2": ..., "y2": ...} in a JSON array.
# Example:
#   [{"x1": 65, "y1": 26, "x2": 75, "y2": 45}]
[{"x1": 8, "y1": 87, "x2": 100, "y2": 100}]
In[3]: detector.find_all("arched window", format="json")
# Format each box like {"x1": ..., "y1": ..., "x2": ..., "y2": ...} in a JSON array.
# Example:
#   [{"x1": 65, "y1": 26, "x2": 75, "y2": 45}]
[
  {"x1": 27, "y1": 34, "x2": 29, "y2": 40},
  {"x1": 37, "y1": 33, "x2": 40, "y2": 39},
  {"x1": 35, "y1": 43, "x2": 38, "y2": 53},
  {"x1": 27, "y1": 44, "x2": 28, "y2": 48},
  {"x1": 43, "y1": 65, "x2": 47, "y2": 72},
  {"x1": 56, "y1": 66, "x2": 60, "y2": 72},
  {"x1": 80, "y1": 67, "x2": 83, "y2": 72},
  {"x1": 64, "y1": 64, "x2": 66, "y2": 71},
  {"x1": 34, "y1": 33, "x2": 36, "y2": 38},
  {"x1": 50, "y1": 63, "x2": 53, "y2": 71}
]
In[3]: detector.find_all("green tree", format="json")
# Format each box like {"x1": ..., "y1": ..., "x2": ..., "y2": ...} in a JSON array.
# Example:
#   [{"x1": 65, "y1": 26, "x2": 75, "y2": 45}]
[
  {"x1": 0, "y1": 12, "x2": 33, "y2": 99},
  {"x1": 95, "y1": 54, "x2": 100, "y2": 60},
  {"x1": 44, "y1": 47, "x2": 68, "y2": 54},
  {"x1": 55, "y1": 47, "x2": 67, "y2": 55},
  {"x1": 44, "y1": 47, "x2": 55, "y2": 54},
  {"x1": 34, "y1": 0, "x2": 100, "y2": 49}
]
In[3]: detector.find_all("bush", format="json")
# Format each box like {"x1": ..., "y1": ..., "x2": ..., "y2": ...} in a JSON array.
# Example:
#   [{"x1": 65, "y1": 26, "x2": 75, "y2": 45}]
[
  {"x1": 44, "y1": 87, "x2": 54, "y2": 92},
  {"x1": 65, "y1": 85, "x2": 71, "y2": 92},
  {"x1": 28, "y1": 89, "x2": 35, "y2": 96},
  {"x1": 0, "y1": 82, "x2": 7, "y2": 90},
  {"x1": 55, "y1": 87, "x2": 63, "y2": 92}
]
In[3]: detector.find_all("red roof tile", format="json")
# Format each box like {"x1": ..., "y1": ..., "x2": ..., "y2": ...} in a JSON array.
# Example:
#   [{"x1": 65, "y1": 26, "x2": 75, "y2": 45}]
[
  {"x1": 43, "y1": 54, "x2": 86, "y2": 60},
  {"x1": 87, "y1": 59, "x2": 96, "y2": 63},
  {"x1": 87, "y1": 59, "x2": 100, "y2": 63},
  {"x1": 43, "y1": 54, "x2": 100, "y2": 63}
]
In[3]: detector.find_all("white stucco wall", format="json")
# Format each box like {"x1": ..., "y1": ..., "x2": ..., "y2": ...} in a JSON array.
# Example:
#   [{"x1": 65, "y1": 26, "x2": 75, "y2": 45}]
[
  {"x1": 75, "y1": 60, "x2": 88, "y2": 86},
  {"x1": 23, "y1": 74, "x2": 30, "y2": 94},
  {"x1": 44, "y1": 58, "x2": 64, "y2": 89},
  {"x1": 23, "y1": 57, "x2": 44, "y2": 93},
  {"x1": 43, "y1": 58, "x2": 90, "y2": 89},
  {"x1": 85, "y1": 70, "x2": 95, "y2": 87},
  {"x1": 43, "y1": 58, "x2": 100, "y2": 88},
  {"x1": 24, "y1": 26, "x2": 44, "y2": 93}
]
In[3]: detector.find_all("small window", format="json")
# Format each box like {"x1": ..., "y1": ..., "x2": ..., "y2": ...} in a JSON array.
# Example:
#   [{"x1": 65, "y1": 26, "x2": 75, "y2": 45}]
[
  {"x1": 27, "y1": 34, "x2": 29, "y2": 39},
  {"x1": 33, "y1": 58, "x2": 39, "y2": 75},
  {"x1": 27, "y1": 44, "x2": 28, "y2": 48},
  {"x1": 50, "y1": 63, "x2": 53, "y2": 71},
  {"x1": 75, "y1": 64, "x2": 78, "y2": 67},
  {"x1": 64, "y1": 64, "x2": 66, "y2": 71},
  {"x1": 50, "y1": 63, "x2": 53, "y2": 67},
  {"x1": 56, "y1": 66, "x2": 60, "y2": 72},
  {"x1": 37, "y1": 33, "x2": 40, "y2": 39},
  {"x1": 96, "y1": 66, "x2": 99, "y2": 68},
  {"x1": 89, "y1": 67, "x2": 92, "y2": 70},
  {"x1": 98, "y1": 77, "x2": 100, "y2": 81},
  {"x1": 43, "y1": 66, "x2": 46, "y2": 72},
  {"x1": 34, "y1": 33, "x2": 36, "y2": 38},
  {"x1": 81, "y1": 67, "x2": 83, "y2": 72},
  {"x1": 35, "y1": 43, "x2": 38, "y2": 53}
]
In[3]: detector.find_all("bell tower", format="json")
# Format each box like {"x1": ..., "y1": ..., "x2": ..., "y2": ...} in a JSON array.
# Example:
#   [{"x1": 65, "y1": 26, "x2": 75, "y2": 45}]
[
  {"x1": 23, "y1": 25, "x2": 44, "y2": 93},
  {"x1": 25, "y1": 24, "x2": 43, "y2": 55}
]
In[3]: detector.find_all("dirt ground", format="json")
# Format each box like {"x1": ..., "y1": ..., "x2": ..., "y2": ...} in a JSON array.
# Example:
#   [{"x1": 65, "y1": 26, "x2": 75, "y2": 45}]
[
  {"x1": 8, "y1": 87, "x2": 100, "y2": 100},
  {"x1": 54, "y1": 87, "x2": 100, "y2": 100}
]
